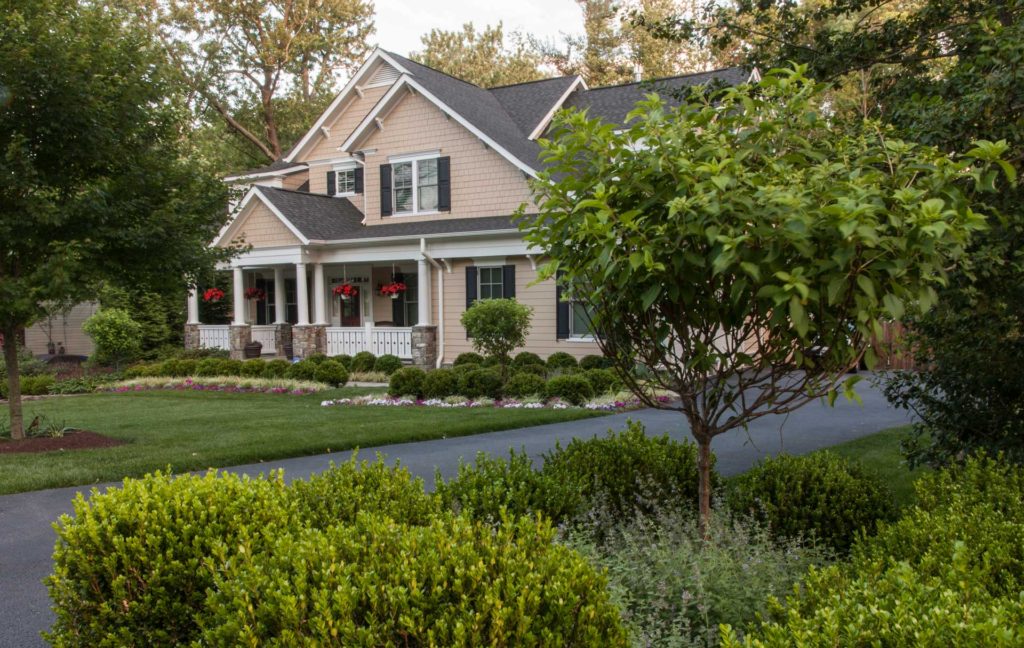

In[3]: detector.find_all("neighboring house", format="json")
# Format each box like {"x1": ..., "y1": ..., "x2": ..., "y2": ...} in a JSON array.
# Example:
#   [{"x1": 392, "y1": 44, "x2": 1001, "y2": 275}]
[
  {"x1": 24, "y1": 302, "x2": 99, "y2": 357},
  {"x1": 185, "y1": 49, "x2": 751, "y2": 367}
]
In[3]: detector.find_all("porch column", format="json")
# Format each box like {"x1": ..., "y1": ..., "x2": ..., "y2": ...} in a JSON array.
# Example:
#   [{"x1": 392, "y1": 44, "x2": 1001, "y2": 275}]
[
  {"x1": 273, "y1": 267, "x2": 287, "y2": 324},
  {"x1": 186, "y1": 287, "x2": 200, "y2": 325},
  {"x1": 232, "y1": 267, "x2": 246, "y2": 325},
  {"x1": 295, "y1": 262, "x2": 309, "y2": 325},
  {"x1": 417, "y1": 258, "x2": 432, "y2": 326},
  {"x1": 313, "y1": 262, "x2": 327, "y2": 325}
]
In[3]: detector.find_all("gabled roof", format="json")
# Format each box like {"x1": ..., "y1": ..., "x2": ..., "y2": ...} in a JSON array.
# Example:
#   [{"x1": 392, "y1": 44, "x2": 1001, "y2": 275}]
[
  {"x1": 224, "y1": 159, "x2": 307, "y2": 181},
  {"x1": 489, "y1": 76, "x2": 582, "y2": 139}
]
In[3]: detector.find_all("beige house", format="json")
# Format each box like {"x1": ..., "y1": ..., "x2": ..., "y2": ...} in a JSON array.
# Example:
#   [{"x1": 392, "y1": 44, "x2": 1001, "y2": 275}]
[{"x1": 186, "y1": 49, "x2": 748, "y2": 367}]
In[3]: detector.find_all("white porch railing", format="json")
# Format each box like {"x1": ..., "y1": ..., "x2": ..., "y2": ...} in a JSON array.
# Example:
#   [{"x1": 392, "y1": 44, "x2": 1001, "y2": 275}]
[
  {"x1": 198, "y1": 325, "x2": 230, "y2": 351},
  {"x1": 250, "y1": 325, "x2": 276, "y2": 354},
  {"x1": 326, "y1": 325, "x2": 412, "y2": 359}
]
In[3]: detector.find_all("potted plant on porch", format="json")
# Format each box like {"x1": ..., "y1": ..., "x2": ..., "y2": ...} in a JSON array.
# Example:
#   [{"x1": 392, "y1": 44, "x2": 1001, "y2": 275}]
[
  {"x1": 378, "y1": 280, "x2": 407, "y2": 300},
  {"x1": 243, "y1": 287, "x2": 266, "y2": 301},
  {"x1": 202, "y1": 287, "x2": 225, "y2": 303},
  {"x1": 333, "y1": 283, "x2": 359, "y2": 301}
]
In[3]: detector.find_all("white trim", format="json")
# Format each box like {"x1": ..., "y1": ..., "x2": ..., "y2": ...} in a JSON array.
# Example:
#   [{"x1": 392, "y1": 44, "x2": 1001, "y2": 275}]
[
  {"x1": 309, "y1": 228, "x2": 523, "y2": 247},
  {"x1": 213, "y1": 187, "x2": 311, "y2": 247},
  {"x1": 388, "y1": 150, "x2": 441, "y2": 164},
  {"x1": 527, "y1": 76, "x2": 587, "y2": 140},
  {"x1": 564, "y1": 336, "x2": 597, "y2": 343},
  {"x1": 223, "y1": 165, "x2": 307, "y2": 182},
  {"x1": 389, "y1": 156, "x2": 440, "y2": 216},
  {"x1": 340, "y1": 79, "x2": 408, "y2": 150},
  {"x1": 306, "y1": 156, "x2": 359, "y2": 168},
  {"x1": 747, "y1": 67, "x2": 762, "y2": 84}
]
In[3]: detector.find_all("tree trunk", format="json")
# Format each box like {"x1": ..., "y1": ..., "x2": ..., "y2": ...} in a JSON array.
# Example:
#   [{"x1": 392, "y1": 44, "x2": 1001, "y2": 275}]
[
  {"x1": 3, "y1": 325, "x2": 25, "y2": 440},
  {"x1": 696, "y1": 434, "x2": 713, "y2": 539}
]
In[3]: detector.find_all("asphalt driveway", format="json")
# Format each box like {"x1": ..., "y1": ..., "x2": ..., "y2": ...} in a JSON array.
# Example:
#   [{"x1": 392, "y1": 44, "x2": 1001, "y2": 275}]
[{"x1": 0, "y1": 377, "x2": 911, "y2": 647}]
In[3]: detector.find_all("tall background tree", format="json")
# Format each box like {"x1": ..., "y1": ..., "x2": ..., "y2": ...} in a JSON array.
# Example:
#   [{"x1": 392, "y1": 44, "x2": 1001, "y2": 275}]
[
  {"x1": 411, "y1": 22, "x2": 546, "y2": 88},
  {"x1": 126, "y1": 0, "x2": 375, "y2": 171},
  {"x1": 0, "y1": 0, "x2": 234, "y2": 439}
]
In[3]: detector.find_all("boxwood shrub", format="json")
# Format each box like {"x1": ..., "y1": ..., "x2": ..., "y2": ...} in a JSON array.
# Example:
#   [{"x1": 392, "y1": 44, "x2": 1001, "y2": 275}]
[
  {"x1": 350, "y1": 350, "x2": 376, "y2": 373},
  {"x1": 580, "y1": 354, "x2": 614, "y2": 370},
  {"x1": 458, "y1": 367, "x2": 503, "y2": 400},
  {"x1": 511, "y1": 351, "x2": 544, "y2": 371},
  {"x1": 546, "y1": 351, "x2": 579, "y2": 371},
  {"x1": 313, "y1": 359, "x2": 349, "y2": 387},
  {"x1": 239, "y1": 359, "x2": 266, "y2": 378},
  {"x1": 2, "y1": 374, "x2": 56, "y2": 398},
  {"x1": 372, "y1": 354, "x2": 403, "y2": 376},
  {"x1": 219, "y1": 359, "x2": 243, "y2": 376},
  {"x1": 199, "y1": 513, "x2": 628, "y2": 647},
  {"x1": 284, "y1": 359, "x2": 317, "y2": 382},
  {"x1": 332, "y1": 353, "x2": 353, "y2": 370},
  {"x1": 505, "y1": 372, "x2": 546, "y2": 399},
  {"x1": 263, "y1": 358, "x2": 291, "y2": 378},
  {"x1": 194, "y1": 357, "x2": 222, "y2": 377},
  {"x1": 544, "y1": 374, "x2": 593, "y2": 405},
  {"x1": 305, "y1": 352, "x2": 328, "y2": 365},
  {"x1": 388, "y1": 366, "x2": 425, "y2": 398},
  {"x1": 422, "y1": 368, "x2": 459, "y2": 399},
  {"x1": 727, "y1": 452, "x2": 896, "y2": 552},
  {"x1": 583, "y1": 368, "x2": 620, "y2": 396},
  {"x1": 453, "y1": 351, "x2": 484, "y2": 366}
]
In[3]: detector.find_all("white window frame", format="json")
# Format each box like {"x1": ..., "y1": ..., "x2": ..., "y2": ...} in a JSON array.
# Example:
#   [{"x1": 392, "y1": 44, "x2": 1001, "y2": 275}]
[
  {"x1": 333, "y1": 162, "x2": 358, "y2": 197},
  {"x1": 477, "y1": 266, "x2": 504, "y2": 301},
  {"x1": 388, "y1": 151, "x2": 441, "y2": 216}
]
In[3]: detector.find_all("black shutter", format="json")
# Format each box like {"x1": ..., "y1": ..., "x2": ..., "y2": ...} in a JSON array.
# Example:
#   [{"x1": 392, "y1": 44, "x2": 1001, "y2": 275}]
[
  {"x1": 502, "y1": 264, "x2": 516, "y2": 299},
  {"x1": 354, "y1": 167, "x2": 363, "y2": 193},
  {"x1": 391, "y1": 272, "x2": 405, "y2": 326},
  {"x1": 556, "y1": 270, "x2": 570, "y2": 340},
  {"x1": 380, "y1": 164, "x2": 392, "y2": 216},
  {"x1": 465, "y1": 266, "x2": 478, "y2": 310},
  {"x1": 326, "y1": 171, "x2": 336, "y2": 196},
  {"x1": 437, "y1": 156, "x2": 451, "y2": 212}
]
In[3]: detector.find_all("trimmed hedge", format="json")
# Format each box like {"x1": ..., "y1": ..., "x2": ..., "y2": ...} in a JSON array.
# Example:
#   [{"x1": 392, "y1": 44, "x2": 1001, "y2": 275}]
[
  {"x1": 372, "y1": 354, "x2": 403, "y2": 376},
  {"x1": 1, "y1": 373, "x2": 55, "y2": 398},
  {"x1": 727, "y1": 452, "x2": 896, "y2": 552},
  {"x1": 284, "y1": 359, "x2": 317, "y2": 382},
  {"x1": 305, "y1": 352, "x2": 328, "y2": 365},
  {"x1": 453, "y1": 352, "x2": 484, "y2": 366},
  {"x1": 505, "y1": 372, "x2": 546, "y2": 399},
  {"x1": 422, "y1": 368, "x2": 459, "y2": 399},
  {"x1": 263, "y1": 359, "x2": 291, "y2": 378},
  {"x1": 583, "y1": 368, "x2": 620, "y2": 395},
  {"x1": 332, "y1": 354, "x2": 353, "y2": 370},
  {"x1": 511, "y1": 351, "x2": 544, "y2": 371},
  {"x1": 350, "y1": 351, "x2": 376, "y2": 373},
  {"x1": 457, "y1": 367, "x2": 503, "y2": 400},
  {"x1": 239, "y1": 359, "x2": 266, "y2": 378},
  {"x1": 544, "y1": 374, "x2": 593, "y2": 405},
  {"x1": 580, "y1": 354, "x2": 613, "y2": 370},
  {"x1": 388, "y1": 367, "x2": 425, "y2": 398},
  {"x1": 313, "y1": 360, "x2": 349, "y2": 387},
  {"x1": 546, "y1": 351, "x2": 579, "y2": 371}
]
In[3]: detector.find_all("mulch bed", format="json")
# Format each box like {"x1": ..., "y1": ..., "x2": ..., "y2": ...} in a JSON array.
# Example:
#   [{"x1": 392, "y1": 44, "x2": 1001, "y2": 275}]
[{"x1": 0, "y1": 430, "x2": 125, "y2": 454}]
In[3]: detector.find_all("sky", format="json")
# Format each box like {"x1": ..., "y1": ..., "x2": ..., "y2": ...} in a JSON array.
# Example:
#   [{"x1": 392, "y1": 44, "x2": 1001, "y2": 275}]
[{"x1": 372, "y1": 0, "x2": 586, "y2": 57}]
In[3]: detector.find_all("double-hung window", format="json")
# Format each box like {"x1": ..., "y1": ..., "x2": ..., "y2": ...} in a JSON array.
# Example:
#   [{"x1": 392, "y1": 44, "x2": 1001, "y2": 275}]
[
  {"x1": 569, "y1": 300, "x2": 596, "y2": 339},
  {"x1": 391, "y1": 155, "x2": 439, "y2": 215},
  {"x1": 478, "y1": 267, "x2": 504, "y2": 300},
  {"x1": 335, "y1": 168, "x2": 356, "y2": 195}
]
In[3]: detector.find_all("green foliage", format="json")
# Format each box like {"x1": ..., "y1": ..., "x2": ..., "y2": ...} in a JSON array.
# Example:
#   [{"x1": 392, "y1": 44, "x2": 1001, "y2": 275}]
[
  {"x1": 312, "y1": 359, "x2": 348, "y2": 387},
  {"x1": 583, "y1": 368, "x2": 620, "y2": 395},
  {"x1": 457, "y1": 367, "x2": 503, "y2": 400},
  {"x1": 350, "y1": 350, "x2": 376, "y2": 373},
  {"x1": 412, "y1": 22, "x2": 546, "y2": 88},
  {"x1": 512, "y1": 362, "x2": 546, "y2": 377},
  {"x1": 579, "y1": 354, "x2": 613, "y2": 370},
  {"x1": 460, "y1": 298, "x2": 533, "y2": 373},
  {"x1": 218, "y1": 359, "x2": 243, "y2": 376},
  {"x1": 284, "y1": 359, "x2": 317, "y2": 382},
  {"x1": 98, "y1": 285, "x2": 185, "y2": 356},
  {"x1": 199, "y1": 512, "x2": 628, "y2": 646},
  {"x1": 727, "y1": 456, "x2": 1024, "y2": 647},
  {"x1": 332, "y1": 354, "x2": 353, "y2": 370},
  {"x1": 453, "y1": 352, "x2": 485, "y2": 366},
  {"x1": 305, "y1": 352, "x2": 327, "y2": 365},
  {"x1": 421, "y1": 368, "x2": 459, "y2": 399},
  {"x1": 543, "y1": 374, "x2": 594, "y2": 405},
  {"x1": 451, "y1": 362, "x2": 480, "y2": 375},
  {"x1": 2, "y1": 374, "x2": 55, "y2": 398},
  {"x1": 49, "y1": 376, "x2": 108, "y2": 395},
  {"x1": 372, "y1": 353, "x2": 403, "y2": 375},
  {"x1": 263, "y1": 359, "x2": 290, "y2": 378},
  {"x1": 388, "y1": 367, "x2": 425, "y2": 398},
  {"x1": 194, "y1": 357, "x2": 222, "y2": 377},
  {"x1": 504, "y1": 371, "x2": 547, "y2": 399},
  {"x1": 511, "y1": 351, "x2": 544, "y2": 371},
  {"x1": 82, "y1": 309, "x2": 143, "y2": 369},
  {"x1": 728, "y1": 452, "x2": 897, "y2": 552},
  {"x1": 545, "y1": 351, "x2": 578, "y2": 371}
]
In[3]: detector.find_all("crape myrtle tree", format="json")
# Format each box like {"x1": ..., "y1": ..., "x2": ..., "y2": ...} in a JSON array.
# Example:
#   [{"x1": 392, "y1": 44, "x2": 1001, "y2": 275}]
[
  {"x1": 1, "y1": 0, "x2": 235, "y2": 439},
  {"x1": 522, "y1": 66, "x2": 1011, "y2": 531}
]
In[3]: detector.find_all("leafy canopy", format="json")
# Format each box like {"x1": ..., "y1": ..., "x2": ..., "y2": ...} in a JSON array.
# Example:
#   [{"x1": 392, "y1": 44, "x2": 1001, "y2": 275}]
[
  {"x1": 460, "y1": 299, "x2": 533, "y2": 370},
  {"x1": 412, "y1": 22, "x2": 546, "y2": 89}
]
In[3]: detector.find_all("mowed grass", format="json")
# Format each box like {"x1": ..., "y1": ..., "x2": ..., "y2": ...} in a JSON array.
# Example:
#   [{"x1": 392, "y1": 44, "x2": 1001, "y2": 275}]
[
  {"x1": 823, "y1": 425, "x2": 928, "y2": 509},
  {"x1": 0, "y1": 388, "x2": 606, "y2": 495}
]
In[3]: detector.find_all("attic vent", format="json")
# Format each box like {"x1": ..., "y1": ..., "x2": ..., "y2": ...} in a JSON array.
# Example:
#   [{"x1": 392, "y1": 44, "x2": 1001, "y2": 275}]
[{"x1": 366, "y1": 63, "x2": 400, "y2": 88}]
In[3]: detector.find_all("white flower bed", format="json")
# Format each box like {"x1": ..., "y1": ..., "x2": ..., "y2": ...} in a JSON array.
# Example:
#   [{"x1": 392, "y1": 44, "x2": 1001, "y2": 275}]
[{"x1": 319, "y1": 393, "x2": 661, "y2": 411}]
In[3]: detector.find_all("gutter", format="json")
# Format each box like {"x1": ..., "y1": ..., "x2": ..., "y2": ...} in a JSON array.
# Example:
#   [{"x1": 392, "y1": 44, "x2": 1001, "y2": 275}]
[{"x1": 306, "y1": 228, "x2": 523, "y2": 247}]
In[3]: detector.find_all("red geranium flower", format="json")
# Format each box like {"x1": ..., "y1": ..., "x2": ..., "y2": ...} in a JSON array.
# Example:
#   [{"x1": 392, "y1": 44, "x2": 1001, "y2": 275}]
[{"x1": 203, "y1": 288, "x2": 225, "y2": 303}]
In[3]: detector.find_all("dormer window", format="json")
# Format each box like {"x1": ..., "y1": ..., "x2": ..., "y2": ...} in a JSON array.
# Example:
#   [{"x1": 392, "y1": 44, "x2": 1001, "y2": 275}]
[
  {"x1": 327, "y1": 162, "x2": 362, "y2": 197},
  {"x1": 336, "y1": 168, "x2": 356, "y2": 195},
  {"x1": 380, "y1": 153, "x2": 450, "y2": 217}
]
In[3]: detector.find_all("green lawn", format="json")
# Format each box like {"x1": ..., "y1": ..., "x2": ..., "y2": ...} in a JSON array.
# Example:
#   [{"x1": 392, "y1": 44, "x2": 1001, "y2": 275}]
[
  {"x1": 0, "y1": 389, "x2": 606, "y2": 495},
  {"x1": 823, "y1": 425, "x2": 928, "y2": 509}
]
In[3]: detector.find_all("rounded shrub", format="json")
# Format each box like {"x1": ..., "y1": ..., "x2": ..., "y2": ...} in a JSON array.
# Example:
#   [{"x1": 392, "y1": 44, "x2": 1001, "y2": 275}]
[
  {"x1": 218, "y1": 359, "x2": 243, "y2": 376},
  {"x1": 422, "y1": 368, "x2": 459, "y2": 399},
  {"x1": 176, "y1": 358, "x2": 199, "y2": 376},
  {"x1": 239, "y1": 359, "x2": 266, "y2": 378},
  {"x1": 157, "y1": 359, "x2": 183, "y2": 377},
  {"x1": 263, "y1": 359, "x2": 290, "y2": 378},
  {"x1": 544, "y1": 374, "x2": 594, "y2": 405},
  {"x1": 458, "y1": 367, "x2": 503, "y2": 400},
  {"x1": 727, "y1": 452, "x2": 896, "y2": 552},
  {"x1": 195, "y1": 357, "x2": 222, "y2": 377},
  {"x1": 512, "y1": 362, "x2": 545, "y2": 377},
  {"x1": 284, "y1": 359, "x2": 317, "y2": 382},
  {"x1": 45, "y1": 471, "x2": 297, "y2": 647},
  {"x1": 122, "y1": 363, "x2": 148, "y2": 379},
  {"x1": 453, "y1": 351, "x2": 485, "y2": 367},
  {"x1": 451, "y1": 362, "x2": 480, "y2": 375},
  {"x1": 388, "y1": 367, "x2": 425, "y2": 398},
  {"x1": 350, "y1": 350, "x2": 377, "y2": 373},
  {"x1": 10, "y1": 374, "x2": 56, "y2": 397},
  {"x1": 199, "y1": 513, "x2": 627, "y2": 647},
  {"x1": 546, "y1": 351, "x2": 579, "y2": 372},
  {"x1": 584, "y1": 368, "x2": 620, "y2": 396},
  {"x1": 373, "y1": 354, "x2": 403, "y2": 376},
  {"x1": 305, "y1": 352, "x2": 328, "y2": 365},
  {"x1": 332, "y1": 354, "x2": 353, "y2": 370},
  {"x1": 481, "y1": 355, "x2": 501, "y2": 368},
  {"x1": 504, "y1": 372, "x2": 547, "y2": 399},
  {"x1": 313, "y1": 360, "x2": 349, "y2": 387},
  {"x1": 511, "y1": 351, "x2": 544, "y2": 371},
  {"x1": 580, "y1": 354, "x2": 614, "y2": 370}
]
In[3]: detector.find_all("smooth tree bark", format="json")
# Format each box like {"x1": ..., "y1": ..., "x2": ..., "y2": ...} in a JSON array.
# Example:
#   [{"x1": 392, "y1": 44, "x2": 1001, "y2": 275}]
[{"x1": 2, "y1": 326, "x2": 23, "y2": 439}]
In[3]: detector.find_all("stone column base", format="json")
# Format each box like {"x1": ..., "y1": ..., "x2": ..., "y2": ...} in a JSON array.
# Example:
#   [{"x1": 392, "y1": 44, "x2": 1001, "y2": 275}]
[
  {"x1": 274, "y1": 323, "x2": 293, "y2": 358},
  {"x1": 184, "y1": 323, "x2": 200, "y2": 350},
  {"x1": 292, "y1": 325, "x2": 326, "y2": 358},
  {"x1": 411, "y1": 325, "x2": 438, "y2": 370},
  {"x1": 229, "y1": 324, "x2": 252, "y2": 360}
]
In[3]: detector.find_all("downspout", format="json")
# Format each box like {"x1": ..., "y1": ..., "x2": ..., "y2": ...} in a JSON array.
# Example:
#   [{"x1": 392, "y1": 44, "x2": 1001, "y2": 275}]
[{"x1": 420, "y1": 238, "x2": 446, "y2": 368}]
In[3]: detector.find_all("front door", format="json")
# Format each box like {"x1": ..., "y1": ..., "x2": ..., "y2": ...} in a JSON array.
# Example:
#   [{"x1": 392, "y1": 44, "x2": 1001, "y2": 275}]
[{"x1": 340, "y1": 294, "x2": 361, "y2": 326}]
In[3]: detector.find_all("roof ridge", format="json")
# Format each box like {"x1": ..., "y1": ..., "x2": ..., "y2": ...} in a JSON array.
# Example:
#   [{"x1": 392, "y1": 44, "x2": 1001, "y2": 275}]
[
  {"x1": 383, "y1": 49, "x2": 489, "y2": 92},
  {"x1": 587, "y1": 66, "x2": 746, "y2": 92},
  {"x1": 489, "y1": 75, "x2": 576, "y2": 90},
  {"x1": 258, "y1": 185, "x2": 333, "y2": 199}
]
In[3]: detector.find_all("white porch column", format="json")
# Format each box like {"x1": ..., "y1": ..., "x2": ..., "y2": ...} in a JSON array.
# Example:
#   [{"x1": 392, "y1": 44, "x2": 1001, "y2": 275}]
[
  {"x1": 295, "y1": 263, "x2": 310, "y2": 325},
  {"x1": 186, "y1": 287, "x2": 200, "y2": 325},
  {"x1": 417, "y1": 258, "x2": 432, "y2": 325},
  {"x1": 313, "y1": 263, "x2": 327, "y2": 325},
  {"x1": 232, "y1": 267, "x2": 246, "y2": 325},
  {"x1": 273, "y1": 267, "x2": 287, "y2": 324}
]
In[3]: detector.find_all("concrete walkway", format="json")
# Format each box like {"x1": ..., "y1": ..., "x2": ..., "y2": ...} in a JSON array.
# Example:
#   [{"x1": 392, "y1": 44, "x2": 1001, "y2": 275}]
[{"x1": 0, "y1": 377, "x2": 910, "y2": 647}]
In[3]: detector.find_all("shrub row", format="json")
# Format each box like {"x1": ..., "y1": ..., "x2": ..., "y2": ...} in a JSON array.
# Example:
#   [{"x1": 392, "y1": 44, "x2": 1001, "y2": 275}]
[
  {"x1": 0, "y1": 374, "x2": 55, "y2": 398},
  {"x1": 454, "y1": 351, "x2": 614, "y2": 374},
  {"x1": 389, "y1": 366, "x2": 622, "y2": 404},
  {"x1": 123, "y1": 356, "x2": 352, "y2": 388}
]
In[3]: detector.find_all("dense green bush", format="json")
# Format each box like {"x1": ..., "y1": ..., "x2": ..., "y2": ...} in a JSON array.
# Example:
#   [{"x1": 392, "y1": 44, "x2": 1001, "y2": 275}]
[
  {"x1": 583, "y1": 368, "x2": 620, "y2": 395},
  {"x1": 332, "y1": 353, "x2": 353, "y2": 370},
  {"x1": 727, "y1": 452, "x2": 896, "y2": 552},
  {"x1": 453, "y1": 351, "x2": 484, "y2": 366},
  {"x1": 194, "y1": 357, "x2": 222, "y2": 377},
  {"x1": 46, "y1": 471, "x2": 297, "y2": 646},
  {"x1": 2, "y1": 374, "x2": 56, "y2": 398},
  {"x1": 458, "y1": 367, "x2": 503, "y2": 399},
  {"x1": 305, "y1": 352, "x2": 328, "y2": 365},
  {"x1": 219, "y1": 359, "x2": 243, "y2": 376},
  {"x1": 372, "y1": 354, "x2": 403, "y2": 375},
  {"x1": 284, "y1": 359, "x2": 317, "y2": 382},
  {"x1": 83, "y1": 307, "x2": 143, "y2": 369},
  {"x1": 544, "y1": 373, "x2": 594, "y2": 405},
  {"x1": 727, "y1": 456, "x2": 1024, "y2": 647},
  {"x1": 239, "y1": 359, "x2": 265, "y2": 378},
  {"x1": 350, "y1": 350, "x2": 376, "y2": 373},
  {"x1": 263, "y1": 359, "x2": 290, "y2": 378},
  {"x1": 511, "y1": 351, "x2": 544, "y2": 371},
  {"x1": 313, "y1": 360, "x2": 348, "y2": 387},
  {"x1": 504, "y1": 371, "x2": 546, "y2": 399},
  {"x1": 50, "y1": 376, "x2": 108, "y2": 395},
  {"x1": 544, "y1": 422, "x2": 712, "y2": 523},
  {"x1": 421, "y1": 368, "x2": 459, "y2": 399},
  {"x1": 388, "y1": 366, "x2": 425, "y2": 398},
  {"x1": 451, "y1": 361, "x2": 480, "y2": 375},
  {"x1": 460, "y1": 298, "x2": 533, "y2": 377},
  {"x1": 436, "y1": 450, "x2": 577, "y2": 524},
  {"x1": 199, "y1": 512, "x2": 627, "y2": 647},
  {"x1": 176, "y1": 358, "x2": 198, "y2": 376},
  {"x1": 579, "y1": 354, "x2": 613, "y2": 370},
  {"x1": 546, "y1": 351, "x2": 579, "y2": 371}
]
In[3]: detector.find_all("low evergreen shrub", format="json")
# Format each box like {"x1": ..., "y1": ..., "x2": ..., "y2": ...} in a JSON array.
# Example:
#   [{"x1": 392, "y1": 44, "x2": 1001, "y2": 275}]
[
  {"x1": 511, "y1": 351, "x2": 544, "y2": 371},
  {"x1": 350, "y1": 351, "x2": 376, "y2": 373},
  {"x1": 583, "y1": 368, "x2": 620, "y2": 395},
  {"x1": 373, "y1": 354, "x2": 403, "y2": 376},
  {"x1": 239, "y1": 359, "x2": 266, "y2": 378},
  {"x1": 218, "y1": 359, "x2": 243, "y2": 376},
  {"x1": 332, "y1": 354, "x2": 353, "y2": 370},
  {"x1": 194, "y1": 357, "x2": 222, "y2": 377},
  {"x1": 313, "y1": 360, "x2": 348, "y2": 387},
  {"x1": 504, "y1": 372, "x2": 546, "y2": 399},
  {"x1": 388, "y1": 367, "x2": 425, "y2": 398},
  {"x1": 451, "y1": 361, "x2": 480, "y2": 375},
  {"x1": 263, "y1": 359, "x2": 290, "y2": 378},
  {"x1": 305, "y1": 352, "x2": 328, "y2": 365},
  {"x1": 579, "y1": 354, "x2": 613, "y2": 370},
  {"x1": 457, "y1": 367, "x2": 503, "y2": 399},
  {"x1": 422, "y1": 368, "x2": 459, "y2": 399},
  {"x1": 544, "y1": 374, "x2": 593, "y2": 405},
  {"x1": 546, "y1": 351, "x2": 579, "y2": 371},
  {"x1": 284, "y1": 359, "x2": 317, "y2": 382},
  {"x1": 453, "y1": 351, "x2": 484, "y2": 366},
  {"x1": 3, "y1": 374, "x2": 56, "y2": 398}
]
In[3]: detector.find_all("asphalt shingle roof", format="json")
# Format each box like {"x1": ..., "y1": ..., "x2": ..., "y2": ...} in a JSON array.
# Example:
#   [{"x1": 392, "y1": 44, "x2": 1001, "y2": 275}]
[
  {"x1": 490, "y1": 76, "x2": 579, "y2": 137},
  {"x1": 228, "y1": 159, "x2": 307, "y2": 178},
  {"x1": 257, "y1": 186, "x2": 519, "y2": 242}
]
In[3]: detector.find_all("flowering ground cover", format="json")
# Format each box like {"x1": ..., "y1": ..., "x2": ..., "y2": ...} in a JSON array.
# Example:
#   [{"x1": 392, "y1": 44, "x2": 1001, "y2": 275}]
[{"x1": 321, "y1": 393, "x2": 672, "y2": 411}]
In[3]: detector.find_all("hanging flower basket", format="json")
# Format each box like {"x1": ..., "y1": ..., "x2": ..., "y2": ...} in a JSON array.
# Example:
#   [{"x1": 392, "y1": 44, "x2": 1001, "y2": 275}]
[
  {"x1": 202, "y1": 288, "x2": 225, "y2": 303},
  {"x1": 244, "y1": 287, "x2": 266, "y2": 301},
  {"x1": 379, "y1": 281, "x2": 407, "y2": 299},
  {"x1": 333, "y1": 283, "x2": 359, "y2": 301}
]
